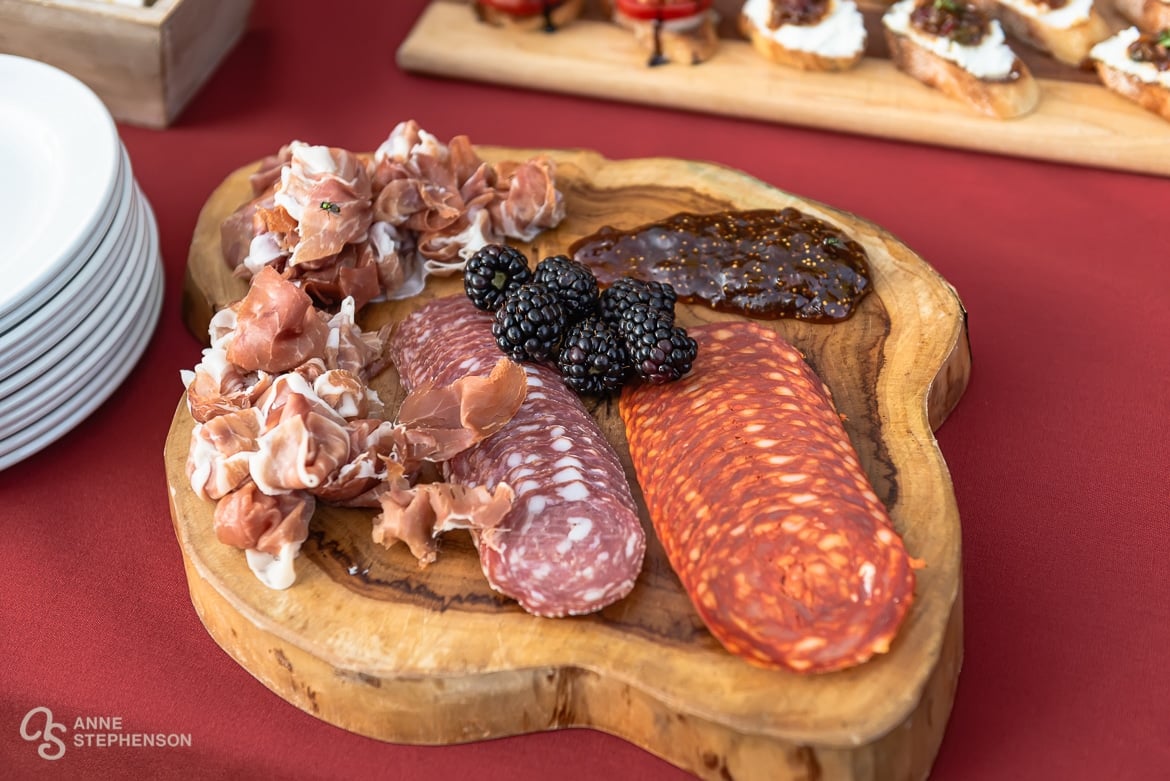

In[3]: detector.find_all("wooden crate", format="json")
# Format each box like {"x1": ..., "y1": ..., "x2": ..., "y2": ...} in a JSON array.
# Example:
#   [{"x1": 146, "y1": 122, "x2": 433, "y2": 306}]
[{"x1": 0, "y1": 0, "x2": 253, "y2": 127}]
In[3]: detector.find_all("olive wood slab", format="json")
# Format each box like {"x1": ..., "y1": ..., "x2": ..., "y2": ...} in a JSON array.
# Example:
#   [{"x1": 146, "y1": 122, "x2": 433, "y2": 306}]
[
  {"x1": 168, "y1": 148, "x2": 970, "y2": 781},
  {"x1": 396, "y1": 0, "x2": 1170, "y2": 177}
]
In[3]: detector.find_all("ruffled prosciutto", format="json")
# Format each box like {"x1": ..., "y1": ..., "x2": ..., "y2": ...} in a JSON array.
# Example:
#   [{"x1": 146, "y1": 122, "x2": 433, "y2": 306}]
[
  {"x1": 274, "y1": 141, "x2": 374, "y2": 267},
  {"x1": 182, "y1": 347, "x2": 273, "y2": 424},
  {"x1": 219, "y1": 120, "x2": 566, "y2": 308},
  {"x1": 310, "y1": 420, "x2": 405, "y2": 506},
  {"x1": 313, "y1": 369, "x2": 377, "y2": 420},
  {"x1": 395, "y1": 357, "x2": 526, "y2": 463},
  {"x1": 186, "y1": 408, "x2": 263, "y2": 501},
  {"x1": 248, "y1": 145, "x2": 292, "y2": 196},
  {"x1": 226, "y1": 267, "x2": 330, "y2": 373},
  {"x1": 250, "y1": 373, "x2": 351, "y2": 494},
  {"x1": 221, "y1": 188, "x2": 277, "y2": 271},
  {"x1": 323, "y1": 297, "x2": 390, "y2": 380},
  {"x1": 213, "y1": 482, "x2": 315, "y2": 590},
  {"x1": 372, "y1": 481, "x2": 515, "y2": 566},
  {"x1": 372, "y1": 127, "x2": 500, "y2": 265},
  {"x1": 490, "y1": 156, "x2": 565, "y2": 242}
]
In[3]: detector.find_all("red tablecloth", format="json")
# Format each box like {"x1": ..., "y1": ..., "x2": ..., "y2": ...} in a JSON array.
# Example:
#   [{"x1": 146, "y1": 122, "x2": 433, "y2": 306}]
[{"x1": 2, "y1": 2, "x2": 1167, "y2": 778}]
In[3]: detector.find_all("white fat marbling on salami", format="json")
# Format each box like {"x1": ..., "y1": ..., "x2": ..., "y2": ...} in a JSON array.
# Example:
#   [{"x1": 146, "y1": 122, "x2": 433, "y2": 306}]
[{"x1": 389, "y1": 295, "x2": 645, "y2": 617}]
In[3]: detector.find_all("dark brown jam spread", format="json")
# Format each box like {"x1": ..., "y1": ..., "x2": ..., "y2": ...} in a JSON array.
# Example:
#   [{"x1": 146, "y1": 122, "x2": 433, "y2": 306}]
[
  {"x1": 769, "y1": 0, "x2": 831, "y2": 28},
  {"x1": 909, "y1": 0, "x2": 989, "y2": 46},
  {"x1": 568, "y1": 208, "x2": 871, "y2": 322},
  {"x1": 1033, "y1": 0, "x2": 1069, "y2": 10},
  {"x1": 1128, "y1": 30, "x2": 1170, "y2": 72}
]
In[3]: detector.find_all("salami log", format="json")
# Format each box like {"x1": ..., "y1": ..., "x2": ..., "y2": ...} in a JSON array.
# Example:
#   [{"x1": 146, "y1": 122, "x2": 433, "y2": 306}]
[
  {"x1": 389, "y1": 295, "x2": 646, "y2": 617},
  {"x1": 620, "y1": 321, "x2": 916, "y2": 673}
]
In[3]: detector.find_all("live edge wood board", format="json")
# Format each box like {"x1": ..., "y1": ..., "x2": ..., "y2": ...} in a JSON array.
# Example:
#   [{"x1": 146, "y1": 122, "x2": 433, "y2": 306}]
[
  {"x1": 397, "y1": 0, "x2": 1170, "y2": 178},
  {"x1": 169, "y1": 147, "x2": 970, "y2": 781}
]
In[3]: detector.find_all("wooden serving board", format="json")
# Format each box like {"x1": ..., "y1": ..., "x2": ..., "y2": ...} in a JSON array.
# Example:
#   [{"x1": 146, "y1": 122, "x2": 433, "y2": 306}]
[
  {"x1": 168, "y1": 148, "x2": 970, "y2": 781},
  {"x1": 397, "y1": 0, "x2": 1170, "y2": 177}
]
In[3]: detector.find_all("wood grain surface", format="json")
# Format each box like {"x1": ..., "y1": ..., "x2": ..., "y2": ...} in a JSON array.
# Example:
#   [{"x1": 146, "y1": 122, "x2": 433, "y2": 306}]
[
  {"x1": 169, "y1": 148, "x2": 970, "y2": 781},
  {"x1": 396, "y1": 0, "x2": 1170, "y2": 177}
]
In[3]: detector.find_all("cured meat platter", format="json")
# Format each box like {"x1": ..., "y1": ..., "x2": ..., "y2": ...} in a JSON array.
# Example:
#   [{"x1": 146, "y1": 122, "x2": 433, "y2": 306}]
[
  {"x1": 396, "y1": 0, "x2": 1170, "y2": 177},
  {"x1": 167, "y1": 147, "x2": 970, "y2": 780}
]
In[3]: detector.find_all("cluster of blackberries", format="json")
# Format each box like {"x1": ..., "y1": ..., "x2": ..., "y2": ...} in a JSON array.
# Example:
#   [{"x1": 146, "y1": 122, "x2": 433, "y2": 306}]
[{"x1": 463, "y1": 244, "x2": 698, "y2": 396}]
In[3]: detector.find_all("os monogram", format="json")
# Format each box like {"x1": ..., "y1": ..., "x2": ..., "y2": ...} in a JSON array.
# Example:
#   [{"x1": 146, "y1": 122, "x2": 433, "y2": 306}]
[{"x1": 19, "y1": 707, "x2": 66, "y2": 761}]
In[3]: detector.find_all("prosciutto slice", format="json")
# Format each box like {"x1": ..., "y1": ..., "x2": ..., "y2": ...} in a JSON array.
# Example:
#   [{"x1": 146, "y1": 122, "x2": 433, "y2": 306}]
[
  {"x1": 490, "y1": 156, "x2": 566, "y2": 242},
  {"x1": 372, "y1": 482, "x2": 515, "y2": 566},
  {"x1": 185, "y1": 288, "x2": 528, "y2": 589},
  {"x1": 226, "y1": 267, "x2": 330, "y2": 373},
  {"x1": 213, "y1": 483, "x2": 315, "y2": 590},
  {"x1": 274, "y1": 141, "x2": 374, "y2": 267},
  {"x1": 220, "y1": 120, "x2": 567, "y2": 308}
]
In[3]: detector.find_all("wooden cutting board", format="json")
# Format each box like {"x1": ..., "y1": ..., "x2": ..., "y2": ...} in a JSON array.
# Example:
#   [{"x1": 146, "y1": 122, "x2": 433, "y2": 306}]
[
  {"x1": 167, "y1": 148, "x2": 970, "y2": 781},
  {"x1": 397, "y1": 0, "x2": 1170, "y2": 177}
]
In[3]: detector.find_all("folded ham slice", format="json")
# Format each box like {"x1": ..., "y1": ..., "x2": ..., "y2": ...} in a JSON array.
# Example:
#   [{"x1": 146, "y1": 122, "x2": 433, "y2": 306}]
[
  {"x1": 213, "y1": 483, "x2": 315, "y2": 590},
  {"x1": 226, "y1": 267, "x2": 330, "y2": 373},
  {"x1": 221, "y1": 120, "x2": 567, "y2": 309}
]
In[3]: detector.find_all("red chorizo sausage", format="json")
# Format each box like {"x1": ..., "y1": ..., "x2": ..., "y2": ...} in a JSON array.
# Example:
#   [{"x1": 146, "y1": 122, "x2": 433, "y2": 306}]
[{"x1": 620, "y1": 321, "x2": 916, "y2": 673}]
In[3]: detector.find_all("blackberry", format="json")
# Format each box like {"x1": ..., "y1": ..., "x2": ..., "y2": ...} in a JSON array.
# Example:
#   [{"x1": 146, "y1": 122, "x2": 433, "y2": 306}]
[
  {"x1": 619, "y1": 303, "x2": 698, "y2": 385},
  {"x1": 532, "y1": 255, "x2": 599, "y2": 321},
  {"x1": 599, "y1": 277, "x2": 678, "y2": 328},
  {"x1": 556, "y1": 316, "x2": 629, "y2": 396},
  {"x1": 464, "y1": 244, "x2": 533, "y2": 312},
  {"x1": 491, "y1": 283, "x2": 565, "y2": 362}
]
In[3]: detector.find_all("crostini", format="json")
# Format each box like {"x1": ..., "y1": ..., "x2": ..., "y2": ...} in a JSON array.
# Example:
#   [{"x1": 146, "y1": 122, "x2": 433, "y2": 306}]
[
  {"x1": 882, "y1": 0, "x2": 1040, "y2": 118},
  {"x1": 978, "y1": 0, "x2": 1110, "y2": 66},
  {"x1": 601, "y1": 0, "x2": 721, "y2": 65},
  {"x1": 739, "y1": 0, "x2": 868, "y2": 71},
  {"x1": 1090, "y1": 27, "x2": 1170, "y2": 122},
  {"x1": 1114, "y1": 0, "x2": 1170, "y2": 35},
  {"x1": 473, "y1": 0, "x2": 585, "y2": 31}
]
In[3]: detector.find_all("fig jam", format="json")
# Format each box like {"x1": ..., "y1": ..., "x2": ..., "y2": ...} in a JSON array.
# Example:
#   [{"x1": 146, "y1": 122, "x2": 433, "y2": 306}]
[
  {"x1": 769, "y1": 0, "x2": 831, "y2": 28},
  {"x1": 1128, "y1": 30, "x2": 1170, "y2": 72},
  {"x1": 568, "y1": 208, "x2": 871, "y2": 322},
  {"x1": 909, "y1": 0, "x2": 989, "y2": 46}
]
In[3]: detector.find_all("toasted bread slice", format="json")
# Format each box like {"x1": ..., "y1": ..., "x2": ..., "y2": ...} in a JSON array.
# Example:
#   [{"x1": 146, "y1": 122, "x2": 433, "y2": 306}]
[
  {"x1": 883, "y1": 27, "x2": 1040, "y2": 117},
  {"x1": 473, "y1": 0, "x2": 585, "y2": 31},
  {"x1": 1113, "y1": 0, "x2": 1170, "y2": 34},
  {"x1": 738, "y1": 0, "x2": 866, "y2": 71},
  {"x1": 985, "y1": 0, "x2": 1111, "y2": 66},
  {"x1": 601, "y1": 1, "x2": 721, "y2": 65},
  {"x1": 1090, "y1": 28, "x2": 1170, "y2": 121}
]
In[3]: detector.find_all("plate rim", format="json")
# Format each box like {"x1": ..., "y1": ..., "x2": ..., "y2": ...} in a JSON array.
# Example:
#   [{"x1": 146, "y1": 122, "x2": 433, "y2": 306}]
[
  {"x1": 0, "y1": 54, "x2": 122, "y2": 318},
  {"x1": 0, "y1": 202, "x2": 162, "y2": 467},
  {"x1": 0, "y1": 186, "x2": 149, "y2": 403}
]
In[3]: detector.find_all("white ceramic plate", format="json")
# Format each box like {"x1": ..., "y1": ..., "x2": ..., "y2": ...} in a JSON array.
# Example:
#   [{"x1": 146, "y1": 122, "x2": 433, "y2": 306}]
[
  {"x1": 0, "y1": 148, "x2": 137, "y2": 373},
  {"x1": 0, "y1": 55, "x2": 121, "y2": 320},
  {"x1": 0, "y1": 146, "x2": 126, "y2": 336},
  {"x1": 0, "y1": 198, "x2": 162, "y2": 468},
  {"x1": 0, "y1": 191, "x2": 151, "y2": 434},
  {"x1": 0, "y1": 185, "x2": 148, "y2": 403}
]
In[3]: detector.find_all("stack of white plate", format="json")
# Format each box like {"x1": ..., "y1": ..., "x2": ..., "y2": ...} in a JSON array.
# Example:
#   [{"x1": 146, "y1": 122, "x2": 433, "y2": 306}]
[{"x1": 0, "y1": 54, "x2": 163, "y2": 471}]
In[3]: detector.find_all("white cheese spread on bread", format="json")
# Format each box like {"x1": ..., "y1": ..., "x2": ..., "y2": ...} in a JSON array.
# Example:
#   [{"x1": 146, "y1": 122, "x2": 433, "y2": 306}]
[
  {"x1": 995, "y1": 0, "x2": 1094, "y2": 29},
  {"x1": 741, "y1": 0, "x2": 866, "y2": 58},
  {"x1": 883, "y1": 0, "x2": 1016, "y2": 79},
  {"x1": 1091, "y1": 26, "x2": 1170, "y2": 87}
]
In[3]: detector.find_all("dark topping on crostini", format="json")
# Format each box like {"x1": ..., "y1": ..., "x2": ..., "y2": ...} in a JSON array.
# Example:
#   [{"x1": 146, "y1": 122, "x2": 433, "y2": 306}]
[
  {"x1": 910, "y1": 0, "x2": 990, "y2": 46},
  {"x1": 1031, "y1": 0, "x2": 1069, "y2": 10},
  {"x1": 1127, "y1": 29, "x2": 1170, "y2": 72},
  {"x1": 768, "y1": 0, "x2": 832, "y2": 28}
]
